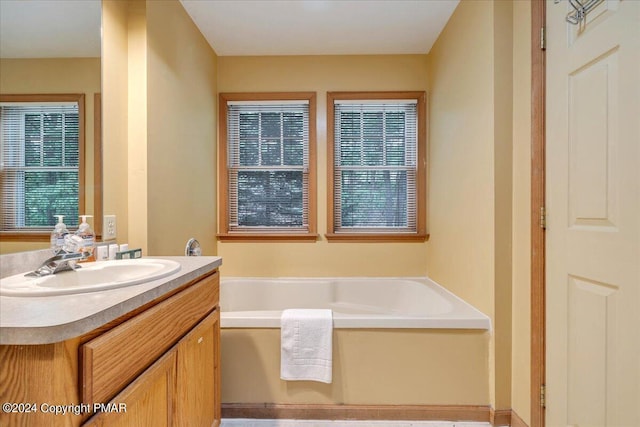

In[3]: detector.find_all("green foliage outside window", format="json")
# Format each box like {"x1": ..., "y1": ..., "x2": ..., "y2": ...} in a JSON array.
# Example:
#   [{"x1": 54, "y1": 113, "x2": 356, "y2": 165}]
[{"x1": 234, "y1": 110, "x2": 306, "y2": 228}]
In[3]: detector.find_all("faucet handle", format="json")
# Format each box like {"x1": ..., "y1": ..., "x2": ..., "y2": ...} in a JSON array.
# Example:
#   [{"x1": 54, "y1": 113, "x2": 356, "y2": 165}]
[{"x1": 185, "y1": 238, "x2": 202, "y2": 256}]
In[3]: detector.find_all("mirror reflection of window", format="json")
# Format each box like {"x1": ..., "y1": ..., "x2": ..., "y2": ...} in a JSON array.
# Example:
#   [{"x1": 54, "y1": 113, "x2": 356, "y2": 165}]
[
  {"x1": 0, "y1": 0, "x2": 101, "y2": 248},
  {"x1": 0, "y1": 95, "x2": 84, "y2": 232}
]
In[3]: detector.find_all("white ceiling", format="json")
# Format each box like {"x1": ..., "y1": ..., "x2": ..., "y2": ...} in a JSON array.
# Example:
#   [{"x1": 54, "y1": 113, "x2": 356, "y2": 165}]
[
  {"x1": 0, "y1": 0, "x2": 459, "y2": 59},
  {"x1": 179, "y1": 0, "x2": 460, "y2": 56},
  {"x1": 0, "y1": 0, "x2": 101, "y2": 58}
]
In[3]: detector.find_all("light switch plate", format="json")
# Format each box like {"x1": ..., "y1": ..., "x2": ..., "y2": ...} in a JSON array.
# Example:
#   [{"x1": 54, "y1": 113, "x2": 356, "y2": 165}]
[{"x1": 103, "y1": 215, "x2": 117, "y2": 240}]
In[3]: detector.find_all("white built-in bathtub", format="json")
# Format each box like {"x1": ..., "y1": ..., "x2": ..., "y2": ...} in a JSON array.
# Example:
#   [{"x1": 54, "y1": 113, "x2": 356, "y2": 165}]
[
  {"x1": 220, "y1": 276, "x2": 490, "y2": 329},
  {"x1": 220, "y1": 276, "x2": 492, "y2": 411}
]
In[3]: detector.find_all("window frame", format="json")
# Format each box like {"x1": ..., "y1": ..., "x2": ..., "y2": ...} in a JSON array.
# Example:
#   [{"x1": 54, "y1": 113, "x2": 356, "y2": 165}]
[
  {"x1": 0, "y1": 93, "x2": 89, "y2": 241},
  {"x1": 217, "y1": 92, "x2": 317, "y2": 241},
  {"x1": 326, "y1": 91, "x2": 428, "y2": 242}
]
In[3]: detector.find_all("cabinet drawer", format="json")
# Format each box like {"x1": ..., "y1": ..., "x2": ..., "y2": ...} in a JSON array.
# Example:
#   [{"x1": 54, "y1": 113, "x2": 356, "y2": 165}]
[
  {"x1": 82, "y1": 271, "x2": 219, "y2": 404},
  {"x1": 82, "y1": 347, "x2": 177, "y2": 427}
]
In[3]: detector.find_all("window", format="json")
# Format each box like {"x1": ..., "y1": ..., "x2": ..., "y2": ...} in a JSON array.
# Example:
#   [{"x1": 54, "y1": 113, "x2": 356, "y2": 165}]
[
  {"x1": 218, "y1": 93, "x2": 317, "y2": 240},
  {"x1": 0, "y1": 94, "x2": 85, "y2": 238},
  {"x1": 327, "y1": 92, "x2": 427, "y2": 241}
]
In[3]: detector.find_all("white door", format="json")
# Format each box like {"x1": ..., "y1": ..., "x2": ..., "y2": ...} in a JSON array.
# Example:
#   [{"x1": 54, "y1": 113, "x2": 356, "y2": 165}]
[{"x1": 546, "y1": 0, "x2": 640, "y2": 426}]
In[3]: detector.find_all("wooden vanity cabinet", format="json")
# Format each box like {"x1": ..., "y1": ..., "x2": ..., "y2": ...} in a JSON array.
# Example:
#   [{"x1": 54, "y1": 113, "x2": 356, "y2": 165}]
[
  {"x1": 0, "y1": 269, "x2": 220, "y2": 427},
  {"x1": 83, "y1": 310, "x2": 220, "y2": 427},
  {"x1": 82, "y1": 271, "x2": 220, "y2": 427}
]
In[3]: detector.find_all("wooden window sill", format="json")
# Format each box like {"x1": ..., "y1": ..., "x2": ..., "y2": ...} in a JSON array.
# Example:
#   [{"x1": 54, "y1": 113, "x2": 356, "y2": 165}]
[
  {"x1": 324, "y1": 233, "x2": 429, "y2": 243},
  {"x1": 217, "y1": 233, "x2": 319, "y2": 242},
  {"x1": 0, "y1": 231, "x2": 50, "y2": 242},
  {"x1": 0, "y1": 231, "x2": 102, "y2": 242}
]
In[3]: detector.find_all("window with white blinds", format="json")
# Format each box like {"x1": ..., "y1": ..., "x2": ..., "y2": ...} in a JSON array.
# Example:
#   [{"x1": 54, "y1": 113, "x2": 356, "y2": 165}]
[
  {"x1": 0, "y1": 99, "x2": 82, "y2": 232},
  {"x1": 223, "y1": 96, "x2": 315, "y2": 235},
  {"x1": 328, "y1": 93, "x2": 426, "y2": 238}
]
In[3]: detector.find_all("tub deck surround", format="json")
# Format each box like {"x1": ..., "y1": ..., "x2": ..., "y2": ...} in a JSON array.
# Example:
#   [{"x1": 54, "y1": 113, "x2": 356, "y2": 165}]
[
  {"x1": 222, "y1": 328, "x2": 489, "y2": 406},
  {"x1": 220, "y1": 277, "x2": 492, "y2": 415},
  {"x1": 220, "y1": 277, "x2": 491, "y2": 330},
  {"x1": 0, "y1": 256, "x2": 222, "y2": 344}
]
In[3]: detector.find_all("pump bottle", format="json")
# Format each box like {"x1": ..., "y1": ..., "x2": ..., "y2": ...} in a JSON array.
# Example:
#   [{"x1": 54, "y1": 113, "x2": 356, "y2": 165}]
[
  {"x1": 75, "y1": 215, "x2": 96, "y2": 261},
  {"x1": 50, "y1": 215, "x2": 69, "y2": 252}
]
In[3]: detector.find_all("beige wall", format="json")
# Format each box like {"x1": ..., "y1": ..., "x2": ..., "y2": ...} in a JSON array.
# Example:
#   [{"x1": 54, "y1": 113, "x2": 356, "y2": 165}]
[
  {"x1": 427, "y1": 0, "x2": 495, "y2": 317},
  {"x1": 102, "y1": 0, "x2": 218, "y2": 256},
  {"x1": 512, "y1": 1, "x2": 532, "y2": 424},
  {"x1": 0, "y1": 58, "x2": 101, "y2": 254},
  {"x1": 217, "y1": 55, "x2": 429, "y2": 277},
  {"x1": 102, "y1": 0, "x2": 130, "y2": 252},
  {"x1": 427, "y1": 0, "x2": 531, "y2": 415},
  {"x1": 146, "y1": 0, "x2": 218, "y2": 256},
  {"x1": 493, "y1": 0, "x2": 514, "y2": 413},
  {"x1": 427, "y1": 0, "x2": 498, "y2": 407},
  {"x1": 126, "y1": 0, "x2": 148, "y2": 255}
]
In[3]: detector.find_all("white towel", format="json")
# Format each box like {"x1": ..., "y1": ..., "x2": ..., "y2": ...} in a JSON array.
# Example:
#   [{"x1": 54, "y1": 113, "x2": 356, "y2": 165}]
[{"x1": 280, "y1": 309, "x2": 333, "y2": 383}]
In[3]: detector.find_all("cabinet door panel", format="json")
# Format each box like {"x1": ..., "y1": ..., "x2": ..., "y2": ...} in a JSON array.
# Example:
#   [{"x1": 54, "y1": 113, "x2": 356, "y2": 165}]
[
  {"x1": 83, "y1": 349, "x2": 176, "y2": 427},
  {"x1": 175, "y1": 310, "x2": 220, "y2": 427}
]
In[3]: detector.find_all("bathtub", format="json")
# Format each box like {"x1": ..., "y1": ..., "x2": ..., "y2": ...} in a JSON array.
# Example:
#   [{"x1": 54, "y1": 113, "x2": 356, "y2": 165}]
[
  {"x1": 220, "y1": 276, "x2": 492, "y2": 415},
  {"x1": 220, "y1": 276, "x2": 491, "y2": 330}
]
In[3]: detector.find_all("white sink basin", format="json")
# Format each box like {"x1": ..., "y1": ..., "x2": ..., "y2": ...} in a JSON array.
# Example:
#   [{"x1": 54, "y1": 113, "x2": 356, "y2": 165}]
[{"x1": 0, "y1": 258, "x2": 181, "y2": 297}]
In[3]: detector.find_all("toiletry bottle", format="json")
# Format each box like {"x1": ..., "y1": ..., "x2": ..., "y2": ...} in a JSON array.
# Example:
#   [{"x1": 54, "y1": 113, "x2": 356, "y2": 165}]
[
  {"x1": 50, "y1": 215, "x2": 69, "y2": 252},
  {"x1": 75, "y1": 215, "x2": 96, "y2": 261}
]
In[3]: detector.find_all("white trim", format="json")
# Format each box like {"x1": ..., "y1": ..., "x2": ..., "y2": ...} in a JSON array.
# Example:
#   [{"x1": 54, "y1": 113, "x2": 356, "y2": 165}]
[
  {"x1": 227, "y1": 100, "x2": 309, "y2": 106},
  {"x1": 0, "y1": 101, "x2": 78, "y2": 107},
  {"x1": 334, "y1": 99, "x2": 418, "y2": 105}
]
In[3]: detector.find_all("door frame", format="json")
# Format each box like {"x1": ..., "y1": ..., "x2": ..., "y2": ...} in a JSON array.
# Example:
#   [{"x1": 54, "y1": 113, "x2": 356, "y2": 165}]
[{"x1": 530, "y1": 1, "x2": 546, "y2": 426}]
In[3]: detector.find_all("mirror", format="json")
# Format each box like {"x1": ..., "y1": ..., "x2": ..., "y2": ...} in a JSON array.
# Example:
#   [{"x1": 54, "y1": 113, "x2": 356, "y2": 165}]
[{"x1": 0, "y1": 0, "x2": 102, "y2": 254}]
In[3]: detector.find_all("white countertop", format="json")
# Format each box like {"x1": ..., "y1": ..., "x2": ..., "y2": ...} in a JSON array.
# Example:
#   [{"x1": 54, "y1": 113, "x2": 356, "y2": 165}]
[{"x1": 0, "y1": 256, "x2": 222, "y2": 345}]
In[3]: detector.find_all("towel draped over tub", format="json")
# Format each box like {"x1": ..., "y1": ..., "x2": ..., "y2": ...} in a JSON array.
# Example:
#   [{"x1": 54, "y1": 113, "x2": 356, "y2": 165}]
[{"x1": 280, "y1": 309, "x2": 333, "y2": 383}]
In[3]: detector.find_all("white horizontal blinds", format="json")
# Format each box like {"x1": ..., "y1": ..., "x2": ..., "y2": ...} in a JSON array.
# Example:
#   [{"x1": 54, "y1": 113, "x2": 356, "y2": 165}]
[
  {"x1": 0, "y1": 102, "x2": 80, "y2": 231},
  {"x1": 334, "y1": 100, "x2": 418, "y2": 233},
  {"x1": 227, "y1": 101, "x2": 309, "y2": 232}
]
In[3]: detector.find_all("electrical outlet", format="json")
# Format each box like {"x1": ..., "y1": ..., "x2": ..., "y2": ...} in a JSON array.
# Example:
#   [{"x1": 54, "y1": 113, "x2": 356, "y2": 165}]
[{"x1": 103, "y1": 215, "x2": 117, "y2": 241}]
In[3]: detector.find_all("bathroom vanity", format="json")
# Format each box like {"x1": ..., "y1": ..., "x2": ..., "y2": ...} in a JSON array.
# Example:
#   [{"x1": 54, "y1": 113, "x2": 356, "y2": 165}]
[{"x1": 0, "y1": 256, "x2": 222, "y2": 427}]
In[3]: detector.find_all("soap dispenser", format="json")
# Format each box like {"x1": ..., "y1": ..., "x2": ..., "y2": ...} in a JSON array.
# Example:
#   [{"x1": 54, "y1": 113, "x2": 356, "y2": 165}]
[
  {"x1": 75, "y1": 215, "x2": 96, "y2": 261},
  {"x1": 50, "y1": 215, "x2": 69, "y2": 252}
]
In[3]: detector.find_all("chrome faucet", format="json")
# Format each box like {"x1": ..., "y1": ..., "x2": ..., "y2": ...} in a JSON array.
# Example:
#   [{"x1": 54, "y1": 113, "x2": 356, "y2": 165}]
[{"x1": 26, "y1": 249, "x2": 92, "y2": 277}]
